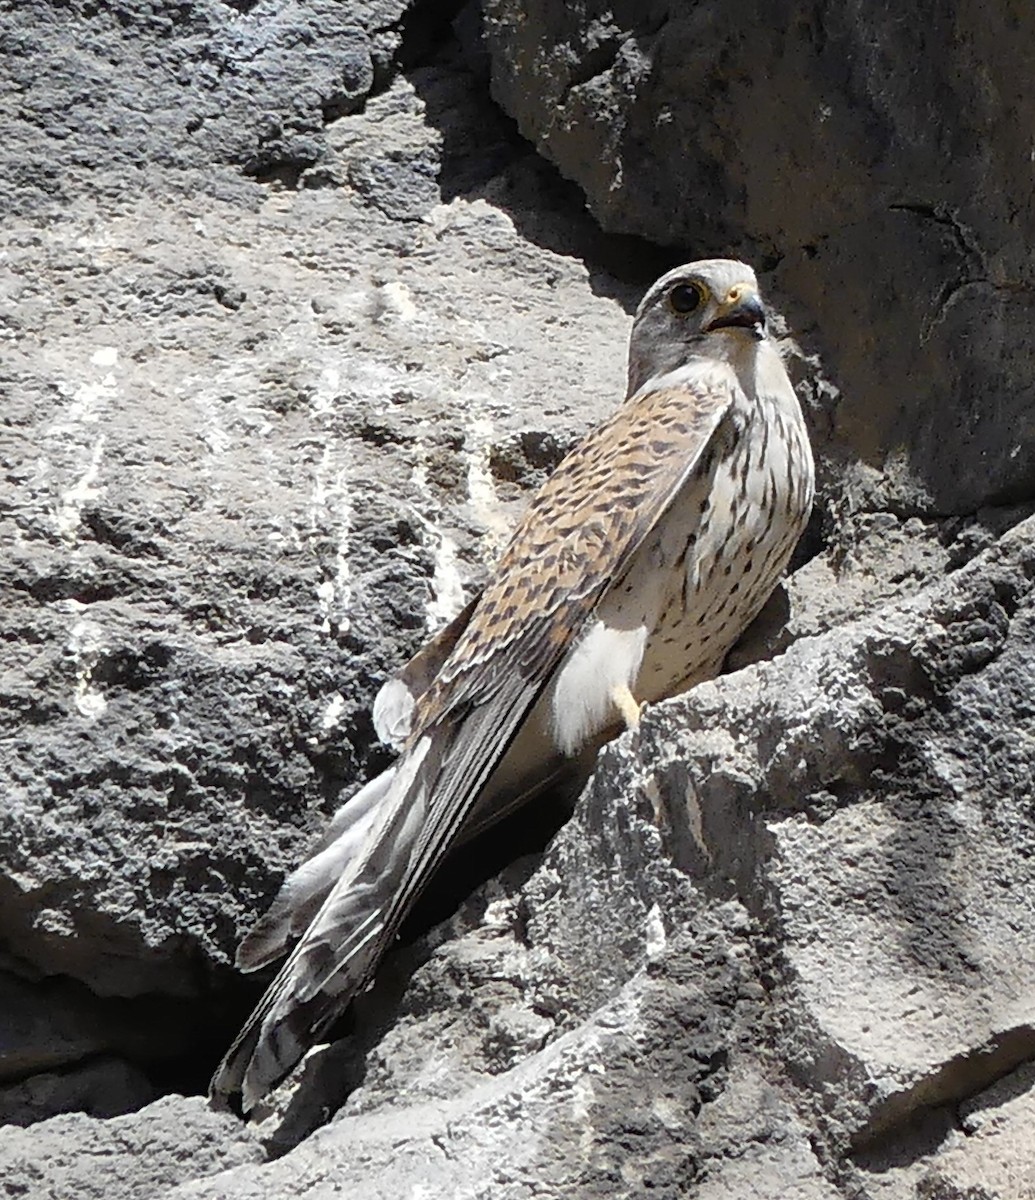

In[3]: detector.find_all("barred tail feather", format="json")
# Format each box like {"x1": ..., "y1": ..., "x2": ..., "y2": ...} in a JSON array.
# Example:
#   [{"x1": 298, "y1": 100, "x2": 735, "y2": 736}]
[
  {"x1": 235, "y1": 766, "x2": 400, "y2": 974},
  {"x1": 210, "y1": 735, "x2": 439, "y2": 1111},
  {"x1": 212, "y1": 674, "x2": 542, "y2": 1113}
]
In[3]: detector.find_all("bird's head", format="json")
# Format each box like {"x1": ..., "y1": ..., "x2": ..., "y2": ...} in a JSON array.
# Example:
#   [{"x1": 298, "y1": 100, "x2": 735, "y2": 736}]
[{"x1": 627, "y1": 259, "x2": 769, "y2": 397}]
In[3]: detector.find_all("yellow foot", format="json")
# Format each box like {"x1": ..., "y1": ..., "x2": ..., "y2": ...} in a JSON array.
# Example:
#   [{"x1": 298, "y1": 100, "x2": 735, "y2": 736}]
[{"x1": 610, "y1": 683, "x2": 642, "y2": 733}]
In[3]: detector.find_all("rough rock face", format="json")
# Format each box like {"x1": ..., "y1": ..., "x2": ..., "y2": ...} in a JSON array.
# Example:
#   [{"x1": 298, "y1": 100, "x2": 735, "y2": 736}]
[
  {"x1": 165, "y1": 518, "x2": 1035, "y2": 1198},
  {"x1": 483, "y1": 0, "x2": 1035, "y2": 518},
  {"x1": 1, "y1": 1, "x2": 1033, "y2": 1198}
]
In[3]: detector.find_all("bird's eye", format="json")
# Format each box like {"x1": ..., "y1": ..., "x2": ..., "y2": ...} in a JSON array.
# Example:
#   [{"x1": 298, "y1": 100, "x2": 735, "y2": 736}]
[{"x1": 668, "y1": 282, "x2": 704, "y2": 314}]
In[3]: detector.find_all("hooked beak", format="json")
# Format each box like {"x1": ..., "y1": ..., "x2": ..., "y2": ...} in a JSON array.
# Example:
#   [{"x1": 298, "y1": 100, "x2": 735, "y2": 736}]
[{"x1": 706, "y1": 285, "x2": 767, "y2": 339}]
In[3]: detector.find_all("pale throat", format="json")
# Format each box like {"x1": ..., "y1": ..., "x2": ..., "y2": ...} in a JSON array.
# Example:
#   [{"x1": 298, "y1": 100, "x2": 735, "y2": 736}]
[
  {"x1": 693, "y1": 332, "x2": 790, "y2": 405},
  {"x1": 638, "y1": 334, "x2": 769, "y2": 401}
]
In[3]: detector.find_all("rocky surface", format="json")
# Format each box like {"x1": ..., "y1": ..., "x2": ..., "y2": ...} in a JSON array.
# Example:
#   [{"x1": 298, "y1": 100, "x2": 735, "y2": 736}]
[
  {"x1": 0, "y1": 1097, "x2": 263, "y2": 1198},
  {"x1": 2, "y1": 1, "x2": 1034, "y2": 1198},
  {"x1": 483, "y1": 0, "x2": 1035, "y2": 518}
]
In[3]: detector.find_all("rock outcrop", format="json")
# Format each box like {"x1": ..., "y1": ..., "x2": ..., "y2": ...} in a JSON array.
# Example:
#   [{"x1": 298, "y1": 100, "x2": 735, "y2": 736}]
[{"x1": 2, "y1": 2, "x2": 1033, "y2": 1197}]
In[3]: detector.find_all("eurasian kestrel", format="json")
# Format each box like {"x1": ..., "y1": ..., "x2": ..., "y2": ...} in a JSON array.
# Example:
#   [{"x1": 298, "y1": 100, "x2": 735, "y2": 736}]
[{"x1": 211, "y1": 258, "x2": 815, "y2": 1111}]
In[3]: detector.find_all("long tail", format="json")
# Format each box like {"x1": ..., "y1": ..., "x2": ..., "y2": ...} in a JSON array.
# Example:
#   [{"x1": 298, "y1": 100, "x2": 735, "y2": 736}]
[
  {"x1": 234, "y1": 744, "x2": 591, "y2": 979},
  {"x1": 210, "y1": 674, "x2": 539, "y2": 1112},
  {"x1": 223, "y1": 597, "x2": 482, "y2": 973},
  {"x1": 210, "y1": 734, "x2": 440, "y2": 1111},
  {"x1": 234, "y1": 766, "x2": 401, "y2": 974}
]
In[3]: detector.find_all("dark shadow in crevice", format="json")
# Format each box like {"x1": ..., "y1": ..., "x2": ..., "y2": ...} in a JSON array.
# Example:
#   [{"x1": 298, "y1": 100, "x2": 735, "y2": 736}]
[
  {"x1": 147, "y1": 967, "x2": 272, "y2": 1103},
  {"x1": 398, "y1": 4, "x2": 680, "y2": 307},
  {"x1": 848, "y1": 1105, "x2": 959, "y2": 1175},
  {"x1": 0, "y1": 949, "x2": 258, "y2": 1126},
  {"x1": 851, "y1": 1032, "x2": 1035, "y2": 1164}
]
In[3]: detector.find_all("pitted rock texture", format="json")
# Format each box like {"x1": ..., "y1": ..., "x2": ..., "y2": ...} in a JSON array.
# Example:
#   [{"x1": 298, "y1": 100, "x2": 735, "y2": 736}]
[
  {"x1": 2, "y1": 0, "x2": 1035, "y2": 1198},
  {"x1": 2, "y1": 0, "x2": 405, "y2": 213},
  {"x1": 0, "y1": 1096, "x2": 263, "y2": 1199},
  {"x1": 144, "y1": 519, "x2": 1035, "y2": 1197}
]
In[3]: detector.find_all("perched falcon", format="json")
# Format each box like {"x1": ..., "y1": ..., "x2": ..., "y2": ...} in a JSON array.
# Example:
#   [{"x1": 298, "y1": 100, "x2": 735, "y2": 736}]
[{"x1": 211, "y1": 259, "x2": 815, "y2": 1112}]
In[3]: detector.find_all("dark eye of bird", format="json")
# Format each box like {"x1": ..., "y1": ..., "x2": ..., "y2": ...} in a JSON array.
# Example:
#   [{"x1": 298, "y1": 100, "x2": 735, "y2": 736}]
[{"x1": 668, "y1": 283, "x2": 703, "y2": 314}]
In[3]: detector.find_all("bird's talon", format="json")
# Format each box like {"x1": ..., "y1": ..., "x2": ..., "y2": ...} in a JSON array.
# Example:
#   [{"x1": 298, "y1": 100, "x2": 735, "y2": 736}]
[{"x1": 611, "y1": 684, "x2": 642, "y2": 733}]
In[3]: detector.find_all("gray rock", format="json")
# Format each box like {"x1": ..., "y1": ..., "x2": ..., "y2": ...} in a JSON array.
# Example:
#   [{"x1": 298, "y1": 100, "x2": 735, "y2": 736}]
[
  {"x1": 0, "y1": 0, "x2": 632, "y2": 1112},
  {"x1": 2, "y1": 0, "x2": 1035, "y2": 1195},
  {"x1": 482, "y1": 0, "x2": 1035, "y2": 517},
  {"x1": 169, "y1": 519, "x2": 1035, "y2": 1196},
  {"x1": 0, "y1": 1096, "x2": 263, "y2": 1198},
  {"x1": 0, "y1": 1057, "x2": 157, "y2": 1128},
  {"x1": 0, "y1": 0, "x2": 406, "y2": 217}
]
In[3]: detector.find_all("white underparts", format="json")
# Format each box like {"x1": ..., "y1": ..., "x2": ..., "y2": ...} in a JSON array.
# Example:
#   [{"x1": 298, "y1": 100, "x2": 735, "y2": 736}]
[
  {"x1": 372, "y1": 675, "x2": 416, "y2": 751},
  {"x1": 549, "y1": 618, "x2": 649, "y2": 757}
]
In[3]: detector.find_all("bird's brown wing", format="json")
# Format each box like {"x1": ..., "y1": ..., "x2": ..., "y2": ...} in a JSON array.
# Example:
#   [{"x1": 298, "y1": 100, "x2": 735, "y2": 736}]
[
  {"x1": 381, "y1": 375, "x2": 736, "y2": 940},
  {"x1": 372, "y1": 594, "x2": 480, "y2": 750},
  {"x1": 415, "y1": 376, "x2": 735, "y2": 731},
  {"x1": 212, "y1": 375, "x2": 736, "y2": 1111}
]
